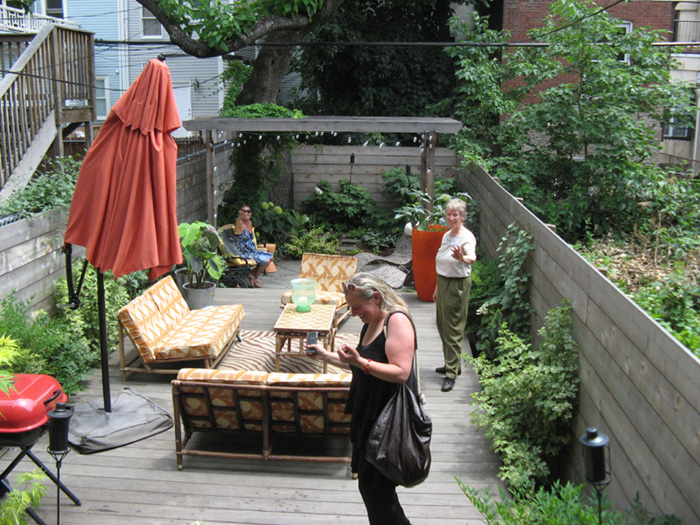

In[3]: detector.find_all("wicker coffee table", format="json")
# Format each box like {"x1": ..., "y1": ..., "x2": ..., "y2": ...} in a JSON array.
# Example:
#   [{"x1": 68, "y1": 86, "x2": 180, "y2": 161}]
[{"x1": 273, "y1": 303, "x2": 337, "y2": 373}]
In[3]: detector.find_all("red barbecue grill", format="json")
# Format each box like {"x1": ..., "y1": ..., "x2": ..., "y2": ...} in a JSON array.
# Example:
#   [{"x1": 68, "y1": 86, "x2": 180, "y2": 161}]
[{"x1": 0, "y1": 374, "x2": 81, "y2": 524}]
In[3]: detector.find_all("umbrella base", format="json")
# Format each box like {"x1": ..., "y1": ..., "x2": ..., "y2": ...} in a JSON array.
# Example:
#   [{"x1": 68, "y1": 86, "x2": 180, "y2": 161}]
[{"x1": 68, "y1": 387, "x2": 173, "y2": 454}]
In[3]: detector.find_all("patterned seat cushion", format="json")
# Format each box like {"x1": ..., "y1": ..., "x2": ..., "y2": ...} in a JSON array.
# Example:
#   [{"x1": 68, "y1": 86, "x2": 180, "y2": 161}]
[{"x1": 155, "y1": 304, "x2": 244, "y2": 361}]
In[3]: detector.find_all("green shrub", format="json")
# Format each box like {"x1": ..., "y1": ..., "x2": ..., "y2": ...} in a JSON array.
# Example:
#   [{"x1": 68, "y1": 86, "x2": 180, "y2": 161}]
[
  {"x1": 301, "y1": 179, "x2": 383, "y2": 231},
  {"x1": 468, "y1": 300, "x2": 580, "y2": 489},
  {"x1": 474, "y1": 223, "x2": 534, "y2": 359},
  {"x1": 633, "y1": 273, "x2": 700, "y2": 357},
  {"x1": 0, "y1": 156, "x2": 82, "y2": 219},
  {"x1": 0, "y1": 295, "x2": 95, "y2": 395},
  {"x1": 457, "y1": 480, "x2": 680, "y2": 524},
  {"x1": 285, "y1": 227, "x2": 341, "y2": 259},
  {"x1": 252, "y1": 200, "x2": 309, "y2": 249},
  {"x1": 55, "y1": 261, "x2": 147, "y2": 354}
]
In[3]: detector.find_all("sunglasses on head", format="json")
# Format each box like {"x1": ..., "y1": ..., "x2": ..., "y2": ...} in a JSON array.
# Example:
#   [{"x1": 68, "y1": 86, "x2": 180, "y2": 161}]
[
  {"x1": 240, "y1": 209, "x2": 251, "y2": 213},
  {"x1": 342, "y1": 281, "x2": 356, "y2": 293}
]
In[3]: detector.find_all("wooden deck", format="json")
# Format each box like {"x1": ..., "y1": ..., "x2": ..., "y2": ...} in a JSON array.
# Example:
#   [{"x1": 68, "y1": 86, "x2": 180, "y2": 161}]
[{"x1": 1, "y1": 281, "x2": 502, "y2": 524}]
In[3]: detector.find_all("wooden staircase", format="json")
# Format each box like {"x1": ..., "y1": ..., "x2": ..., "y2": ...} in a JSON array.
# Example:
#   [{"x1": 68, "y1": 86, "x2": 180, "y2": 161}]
[{"x1": 0, "y1": 23, "x2": 95, "y2": 201}]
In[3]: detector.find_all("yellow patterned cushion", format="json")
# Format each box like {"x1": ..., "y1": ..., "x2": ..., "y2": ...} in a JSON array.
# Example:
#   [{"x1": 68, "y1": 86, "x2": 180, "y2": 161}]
[
  {"x1": 299, "y1": 253, "x2": 357, "y2": 293},
  {"x1": 177, "y1": 368, "x2": 268, "y2": 384},
  {"x1": 265, "y1": 373, "x2": 352, "y2": 387},
  {"x1": 154, "y1": 304, "x2": 244, "y2": 362},
  {"x1": 147, "y1": 276, "x2": 189, "y2": 329},
  {"x1": 119, "y1": 293, "x2": 167, "y2": 362}
]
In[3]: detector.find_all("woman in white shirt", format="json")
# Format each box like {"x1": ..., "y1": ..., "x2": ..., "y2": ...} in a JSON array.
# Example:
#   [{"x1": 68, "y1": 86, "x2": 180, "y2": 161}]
[{"x1": 432, "y1": 198, "x2": 477, "y2": 392}]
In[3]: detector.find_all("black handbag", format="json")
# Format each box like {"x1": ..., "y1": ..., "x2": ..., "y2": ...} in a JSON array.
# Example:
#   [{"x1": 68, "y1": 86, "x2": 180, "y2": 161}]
[{"x1": 365, "y1": 380, "x2": 432, "y2": 488}]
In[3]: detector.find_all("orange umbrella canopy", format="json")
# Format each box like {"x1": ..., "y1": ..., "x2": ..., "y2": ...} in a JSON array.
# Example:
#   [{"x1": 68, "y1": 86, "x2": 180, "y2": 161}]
[{"x1": 65, "y1": 58, "x2": 182, "y2": 280}]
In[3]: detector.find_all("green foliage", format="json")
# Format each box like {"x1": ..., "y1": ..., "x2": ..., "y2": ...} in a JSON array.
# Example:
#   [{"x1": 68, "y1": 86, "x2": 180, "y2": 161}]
[
  {"x1": 220, "y1": 102, "x2": 304, "y2": 120},
  {"x1": 178, "y1": 222, "x2": 228, "y2": 286},
  {"x1": 465, "y1": 253, "x2": 501, "y2": 343},
  {"x1": 55, "y1": 260, "x2": 138, "y2": 356},
  {"x1": 0, "y1": 470, "x2": 46, "y2": 525},
  {"x1": 252, "y1": 201, "x2": 309, "y2": 249},
  {"x1": 0, "y1": 156, "x2": 82, "y2": 220},
  {"x1": 218, "y1": 104, "x2": 302, "y2": 220},
  {"x1": 633, "y1": 274, "x2": 700, "y2": 357},
  {"x1": 285, "y1": 227, "x2": 341, "y2": 259},
  {"x1": 0, "y1": 294, "x2": 95, "y2": 395},
  {"x1": 292, "y1": 0, "x2": 458, "y2": 117},
  {"x1": 301, "y1": 179, "x2": 390, "y2": 232},
  {"x1": 457, "y1": 480, "x2": 680, "y2": 524},
  {"x1": 475, "y1": 224, "x2": 534, "y2": 359},
  {"x1": 393, "y1": 189, "x2": 472, "y2": 231},
  {"x1": 468, "y1": 301, "x2": 580, "y2": 488},
  {"x1": 0, "y1": 334, "x2": 20, "y2": 395},
  {"x1": 450, "y1": 0, "x2": 695, "y2": 241},
  {"x1": 155, "y1": 0, "x2": 325, "y2": 52}
]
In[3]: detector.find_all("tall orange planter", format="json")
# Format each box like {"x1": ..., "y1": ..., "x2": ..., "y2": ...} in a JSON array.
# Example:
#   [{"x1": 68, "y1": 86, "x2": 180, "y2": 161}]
[{"x1": 412, "y1": 228, "x2": 447, "y2": 302}]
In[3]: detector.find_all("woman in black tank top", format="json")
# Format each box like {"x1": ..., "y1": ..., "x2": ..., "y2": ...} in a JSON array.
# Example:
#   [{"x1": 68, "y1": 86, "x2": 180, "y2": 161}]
[{"x1": 307, "y1": 272, "x2": 416, "y2": 525}]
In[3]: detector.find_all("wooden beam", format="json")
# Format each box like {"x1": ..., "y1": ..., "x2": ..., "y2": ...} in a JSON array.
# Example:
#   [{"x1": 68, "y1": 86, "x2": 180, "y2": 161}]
[{"x1": 183, "y1": 116, "x2": 462, "y2": 137}]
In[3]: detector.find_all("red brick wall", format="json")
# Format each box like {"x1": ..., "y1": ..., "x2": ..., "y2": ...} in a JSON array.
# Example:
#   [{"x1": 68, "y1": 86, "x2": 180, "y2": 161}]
[{"x1": 503, "y1": 0, "x2": 675, "y2": 42}]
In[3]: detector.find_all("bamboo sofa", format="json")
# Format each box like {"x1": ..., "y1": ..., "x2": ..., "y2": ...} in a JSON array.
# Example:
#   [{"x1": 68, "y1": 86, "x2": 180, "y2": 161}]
[
  {"x1": 172, "y1": 368, "x2": 352, "y2": 468},
  {"x1": 118, "y1": 275, "x2": 245, "y2": 380}
]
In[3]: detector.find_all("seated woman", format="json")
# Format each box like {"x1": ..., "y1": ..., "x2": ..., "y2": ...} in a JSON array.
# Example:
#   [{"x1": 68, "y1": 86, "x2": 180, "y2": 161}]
[{"x1": 234, "y1": 205, "x2": 273, "y2": 287}]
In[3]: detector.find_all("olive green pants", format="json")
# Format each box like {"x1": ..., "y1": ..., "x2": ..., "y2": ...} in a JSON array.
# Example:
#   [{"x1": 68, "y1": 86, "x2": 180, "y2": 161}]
[{"x1": 435, "y1": 275, "x2": 471, "y2": 379}]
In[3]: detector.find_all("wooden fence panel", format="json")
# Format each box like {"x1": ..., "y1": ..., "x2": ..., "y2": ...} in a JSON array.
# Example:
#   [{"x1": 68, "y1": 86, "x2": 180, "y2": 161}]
[{"x1": 457, "y1": 162, "x2": 700, "y2": 524}]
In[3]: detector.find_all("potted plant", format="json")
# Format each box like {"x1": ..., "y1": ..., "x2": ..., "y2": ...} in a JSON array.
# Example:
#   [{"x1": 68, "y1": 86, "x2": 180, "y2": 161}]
[
  {"x1": 395, "y1": 191, "x2": 472, "y2": 302},
  {"x1": 178, "y1": 221, "x2": 228, "y2": 309}
]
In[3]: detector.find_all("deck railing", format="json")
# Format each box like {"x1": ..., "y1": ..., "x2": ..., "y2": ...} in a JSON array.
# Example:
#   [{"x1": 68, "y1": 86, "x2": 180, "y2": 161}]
[
  {"x1": 0, "y1": 24, "x2": 94, "y2": 196},
  {"x1": 0, "y1": 4, "x2": 79, "y2": 33}
]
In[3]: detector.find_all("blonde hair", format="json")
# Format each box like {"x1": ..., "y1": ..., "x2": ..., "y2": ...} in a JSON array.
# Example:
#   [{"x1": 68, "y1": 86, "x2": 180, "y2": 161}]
[
  {"x1": 345, "y1": 272, "x2": 410, "y2": 316},
  {"x1": 445, "y1": 198, "x2": 467, "y2": 217}
]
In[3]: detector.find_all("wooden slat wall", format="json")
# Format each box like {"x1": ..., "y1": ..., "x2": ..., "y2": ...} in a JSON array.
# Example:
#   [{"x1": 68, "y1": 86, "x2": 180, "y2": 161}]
[
  {"x1": 291, "y1": 145, "x2": 459, "y2": 209},
  {"x1": 458, "y1": 163, "x2": 700, "y2": 523}
]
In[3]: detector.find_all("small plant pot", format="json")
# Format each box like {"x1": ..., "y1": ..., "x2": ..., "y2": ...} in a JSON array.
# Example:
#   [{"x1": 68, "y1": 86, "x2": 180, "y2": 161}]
[
  {"x1": 173, "y1": 267, "x2": 190, "y2": 293},
  {"x1": 182, "y1": 282, "x2": 216, "y2": 310}
]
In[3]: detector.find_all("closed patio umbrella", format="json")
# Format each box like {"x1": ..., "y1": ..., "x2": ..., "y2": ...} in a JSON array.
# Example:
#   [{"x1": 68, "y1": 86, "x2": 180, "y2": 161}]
[{"x1": 64, "y1": 57, "x2": 182, "y2": 413}]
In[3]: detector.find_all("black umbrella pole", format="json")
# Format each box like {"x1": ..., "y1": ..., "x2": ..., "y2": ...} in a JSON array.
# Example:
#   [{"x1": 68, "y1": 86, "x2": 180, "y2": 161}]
[{"x1": 97, "y1": 271, "x2": 112, "y2": 413}]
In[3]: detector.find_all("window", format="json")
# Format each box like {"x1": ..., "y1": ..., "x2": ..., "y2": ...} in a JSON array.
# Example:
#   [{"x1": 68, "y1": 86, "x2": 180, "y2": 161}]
[
  {"x1": 664, "y1": 91, "x2": 694, "y2": 141},
  {"x1": 142, "y1": 7, "x2": 162, "y2": 37},
  {"x1": 46, "y1": 0, "x2": 64, "y2": 19},
  {"x1": 95, "y1": 77, "x2": 108, "y2": 120}
]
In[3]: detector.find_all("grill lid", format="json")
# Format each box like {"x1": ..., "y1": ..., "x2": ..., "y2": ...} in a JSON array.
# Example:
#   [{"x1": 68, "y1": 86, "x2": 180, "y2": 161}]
[{"x1": 0, "y1": 374, "x2": 67, "y2": 433}]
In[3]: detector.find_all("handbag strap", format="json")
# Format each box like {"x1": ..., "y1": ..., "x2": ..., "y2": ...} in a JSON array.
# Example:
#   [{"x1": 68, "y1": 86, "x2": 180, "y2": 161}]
[{"x1": 384, "y1": 311, "x2": 426, "y2": 405}]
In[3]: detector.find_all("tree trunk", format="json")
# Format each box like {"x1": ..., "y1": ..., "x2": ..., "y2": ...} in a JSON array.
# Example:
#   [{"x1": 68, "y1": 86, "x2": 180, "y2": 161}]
[{"x1": 237, "y1": 31, "x2": 299, "y2": 105}]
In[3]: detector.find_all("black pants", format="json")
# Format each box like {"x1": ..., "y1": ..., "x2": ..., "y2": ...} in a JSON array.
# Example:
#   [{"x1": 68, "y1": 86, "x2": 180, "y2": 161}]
[{"x1": 357, "y1": 455, "x2": 411, "y2": 525}]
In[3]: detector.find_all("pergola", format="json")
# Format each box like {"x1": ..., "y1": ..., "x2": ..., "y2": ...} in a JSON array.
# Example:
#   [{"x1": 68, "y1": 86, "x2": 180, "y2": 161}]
[{"x1": 182, "y1": 116, "x2": 463, "y2": 224}]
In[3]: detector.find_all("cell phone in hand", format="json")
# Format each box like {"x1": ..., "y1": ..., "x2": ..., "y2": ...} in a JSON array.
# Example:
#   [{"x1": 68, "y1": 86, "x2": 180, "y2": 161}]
[{"x1": 306, "y1": 332, "x2": 318, "y2": 355}]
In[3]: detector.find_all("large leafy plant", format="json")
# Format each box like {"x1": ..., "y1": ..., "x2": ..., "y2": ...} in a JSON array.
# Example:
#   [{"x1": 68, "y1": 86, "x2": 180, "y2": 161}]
[
  {"x1": 468, "y1": 301, "x2": 580, "y2": 490},
  {"x1": 178, "y1": 222, "x2": 228, "y2": 287},
  {"x1": 394, "y1": 190, "x2": 472, "y2": 231}
]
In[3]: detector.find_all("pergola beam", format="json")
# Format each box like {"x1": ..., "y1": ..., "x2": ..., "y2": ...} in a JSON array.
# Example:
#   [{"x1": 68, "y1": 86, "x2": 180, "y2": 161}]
[{"x1": 181, "y1": 116, "x2": 463, "y2": 225}]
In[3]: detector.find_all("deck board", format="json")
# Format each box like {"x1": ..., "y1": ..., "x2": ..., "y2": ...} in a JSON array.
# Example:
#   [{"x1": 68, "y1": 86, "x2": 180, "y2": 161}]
[{"x1": 1, "y1": 279, "x2": 502, "y2": 524}]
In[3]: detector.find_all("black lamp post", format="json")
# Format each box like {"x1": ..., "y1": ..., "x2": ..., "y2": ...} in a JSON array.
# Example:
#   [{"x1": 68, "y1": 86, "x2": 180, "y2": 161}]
[
  {"x1": 47, "y1": 403, "x2": 73, "y2": 525},
  {"x1": 580, "y1": 427, "x2": 611, "y2": 524}
]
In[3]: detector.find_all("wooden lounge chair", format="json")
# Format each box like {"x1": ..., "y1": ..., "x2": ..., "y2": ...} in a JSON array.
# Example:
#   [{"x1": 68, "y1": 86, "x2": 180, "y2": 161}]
[{"x1": 280, "y1": 253, "x2": 358, "y2": 325}]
